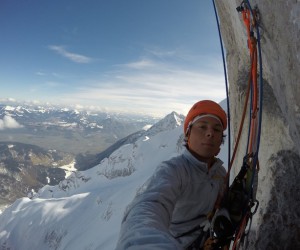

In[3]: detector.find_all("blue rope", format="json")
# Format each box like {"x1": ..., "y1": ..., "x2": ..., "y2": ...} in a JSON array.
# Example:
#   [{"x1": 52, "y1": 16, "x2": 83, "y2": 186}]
[
  {"x1": 211, "y1": 0, "x2": 263, "y2": 202},
  {"x1": 246, "y1": 83, "x2": 253, "y2": 155},
  {"x1": 211, "y1": 0, "x2": 231, "y2": 178},
  {"x1": 253, "y1": 8, "x2": 263, "y2": 158},
  {"x1": 244, "y1": 0, "x2": 263, "y2": 200}
]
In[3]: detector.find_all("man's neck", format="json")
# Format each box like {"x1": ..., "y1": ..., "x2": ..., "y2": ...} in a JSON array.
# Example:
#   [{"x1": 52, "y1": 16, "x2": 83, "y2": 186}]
[{"x1": 188, "y1": 148, "x2": 216, "y2": 169}]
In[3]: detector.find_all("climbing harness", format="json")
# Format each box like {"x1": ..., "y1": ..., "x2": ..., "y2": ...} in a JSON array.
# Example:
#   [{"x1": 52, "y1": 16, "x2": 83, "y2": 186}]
[{"x1": 209, "y1": 0, "x2": 263, "y2": 249}]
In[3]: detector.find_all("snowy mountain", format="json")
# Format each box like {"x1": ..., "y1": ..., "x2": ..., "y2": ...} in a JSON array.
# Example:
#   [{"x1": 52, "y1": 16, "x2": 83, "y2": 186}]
[
  {"x1": 77, "y1": 112, "x2": 186, "y2": 171},
  {"x1": 0, "y1": 111, "x2": 228, "y2": 250},
  {"x1": 0, "y1": 101, "x2": 158, "y2": 155}
]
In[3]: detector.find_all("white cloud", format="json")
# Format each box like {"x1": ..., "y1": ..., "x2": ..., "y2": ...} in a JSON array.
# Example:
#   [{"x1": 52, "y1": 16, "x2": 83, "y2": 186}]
[
  {"x1": 31, "y1": 47, "x2": 226, "y2": 117},
  {"x1": 36, "y1": 71, "x2": 46, "y2": 76},
  {"x1": 146, "y1": 48, "x2": 177, "y2": 58},
  {"x1": 0, "y1": 116, "x2": 23, "y2": 130},
  {"x1": 49, "y1": 45, "x2": 93, "y2": 63},
  {"x1": 58, "y1": 58, "x2": 226, "y2": 117},
  {"x1": 124, "y1": 59, "x2": 156, "y2": 69},
  {"x1": 0, "y1": 98, "x2": 17, "y2": 103}
]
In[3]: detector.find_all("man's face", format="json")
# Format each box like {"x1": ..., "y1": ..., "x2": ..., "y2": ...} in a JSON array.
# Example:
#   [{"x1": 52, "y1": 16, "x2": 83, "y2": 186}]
[{"x1": 188, "y1": 116, "x2": 223, "y2": 163}]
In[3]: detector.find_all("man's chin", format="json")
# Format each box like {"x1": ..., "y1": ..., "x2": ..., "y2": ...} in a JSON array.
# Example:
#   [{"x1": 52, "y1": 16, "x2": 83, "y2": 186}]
[{"x1": 190, "y1": 149, "x2": 215, "y2": 163}]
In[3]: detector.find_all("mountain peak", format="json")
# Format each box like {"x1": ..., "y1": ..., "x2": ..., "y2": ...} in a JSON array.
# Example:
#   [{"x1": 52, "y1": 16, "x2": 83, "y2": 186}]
[{"x1": 145, "y1": 111, "x2": 184, "y2": 135}]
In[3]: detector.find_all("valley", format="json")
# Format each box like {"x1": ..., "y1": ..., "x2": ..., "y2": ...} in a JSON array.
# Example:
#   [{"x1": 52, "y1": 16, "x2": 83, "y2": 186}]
[{"x1": 0, "y1": 101, "x2": 158, "y2": 209}]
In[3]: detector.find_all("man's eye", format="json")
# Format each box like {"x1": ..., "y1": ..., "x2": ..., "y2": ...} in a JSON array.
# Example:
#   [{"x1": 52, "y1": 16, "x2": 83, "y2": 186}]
[{"x1": 214, "y1": 128, "x2": 222, "y2": 132}]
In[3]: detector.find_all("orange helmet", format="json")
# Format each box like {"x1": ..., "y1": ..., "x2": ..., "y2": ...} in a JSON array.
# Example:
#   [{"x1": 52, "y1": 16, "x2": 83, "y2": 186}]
[{"x1": 184, "y1": 100, "x2": 227, "y2": 134}]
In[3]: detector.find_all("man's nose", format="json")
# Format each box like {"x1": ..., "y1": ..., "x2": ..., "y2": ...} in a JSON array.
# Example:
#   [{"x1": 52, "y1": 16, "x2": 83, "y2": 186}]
[{"x1": 206, "y1": 128, "x2": 214, "y2": 137}]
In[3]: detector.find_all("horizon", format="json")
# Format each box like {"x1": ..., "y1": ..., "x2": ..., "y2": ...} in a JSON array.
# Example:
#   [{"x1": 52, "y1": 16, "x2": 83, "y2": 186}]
[{"x1": 0, "y1": 97, "x2": 189, "y2": 118}]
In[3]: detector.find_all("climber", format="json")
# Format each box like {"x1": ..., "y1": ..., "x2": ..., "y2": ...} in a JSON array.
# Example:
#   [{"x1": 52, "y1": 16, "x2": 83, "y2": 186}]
[{"x1": 115, "y1": 100, "x2": 234, "y2": 250}]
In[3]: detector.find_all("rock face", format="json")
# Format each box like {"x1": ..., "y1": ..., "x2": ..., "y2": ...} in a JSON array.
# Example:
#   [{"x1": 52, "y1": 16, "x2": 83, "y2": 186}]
[{"x1": 215, "y1": 0, "x2": 300, "y2": 248}]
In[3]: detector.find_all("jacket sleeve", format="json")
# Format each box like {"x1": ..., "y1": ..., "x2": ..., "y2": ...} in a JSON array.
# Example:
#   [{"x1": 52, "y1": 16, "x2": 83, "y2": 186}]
[{"x1": 115, "y1": 161, "x2": 185, "y2": 250}]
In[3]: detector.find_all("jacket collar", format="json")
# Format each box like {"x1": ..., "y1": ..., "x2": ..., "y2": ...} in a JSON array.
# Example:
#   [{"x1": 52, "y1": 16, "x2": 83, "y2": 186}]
[{"x1": 183, "y1": 148, "x2": 224, "y2": 176}]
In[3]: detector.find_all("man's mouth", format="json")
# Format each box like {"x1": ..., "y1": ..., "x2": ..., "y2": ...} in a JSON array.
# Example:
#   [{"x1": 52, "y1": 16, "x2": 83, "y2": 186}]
[{"x1": 202, "y1": 143, "x2": 214, "y2": 147}]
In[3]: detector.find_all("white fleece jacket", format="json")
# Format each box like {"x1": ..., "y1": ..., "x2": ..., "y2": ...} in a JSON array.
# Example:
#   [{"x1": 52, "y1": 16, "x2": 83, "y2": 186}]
[{"x1": 115, "y1": 148, "x2": 226, "y2": 250}]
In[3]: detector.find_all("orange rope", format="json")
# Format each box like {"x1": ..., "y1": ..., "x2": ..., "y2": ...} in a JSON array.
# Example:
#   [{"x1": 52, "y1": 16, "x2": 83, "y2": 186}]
[
  {"x1": 242, "y1": 9, "x2": 252, "y2": 52},
  {"x1": 211, "y1": 5, "x2": 260, "y2": 249},
  {"x1": 230, "y1": 5, "x2": 259, "y2": 168},
  {"x1": 232, "y1": 213, "x2": 250, "y2": 250},
  {"x1": 231, "y1": 5, "x2": 260, "y2": 249},
  {"x1": 214, "y1": 42, "x2": 257, "y2": 211},
  {"x1": 229, "y1": 46, "x2": 255, "y2": 171},
  {"x1": 210, "y1": 4, "x2": 260, "y2": 248}
]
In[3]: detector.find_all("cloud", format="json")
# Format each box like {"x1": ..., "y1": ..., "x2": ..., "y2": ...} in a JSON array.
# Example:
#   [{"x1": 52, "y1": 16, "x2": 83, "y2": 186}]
[
  {"x1": 58, "y1": 57, "x2": 226, "y2": 117},
  {"x1": 124, "y1": 59, "x2": 156, "y2": 70},
  {"x1": 0, "y1": 116, "x2": 23, "y2": 130},
  {"x1": 49, "y1": 45, "x2": 93, "y2": 63},
  {"x1": 0, "y1": 98, "x2": 17, "y2": 103},
  {"x1": 146, "y1": 48, "x2": 176, "y2": 58},
  {"x1": 36, "y1": 71, "x2": 46, "y2": 76}
]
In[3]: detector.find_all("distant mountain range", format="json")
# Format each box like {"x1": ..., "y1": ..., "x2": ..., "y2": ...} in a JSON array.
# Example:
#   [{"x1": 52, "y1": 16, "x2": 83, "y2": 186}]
[
  {"x1": 0, "y1": 101, "x2": 160, "y2": 209},
  {"x1": 0, "y1": 101, "x2": 158, "y2": 155}
]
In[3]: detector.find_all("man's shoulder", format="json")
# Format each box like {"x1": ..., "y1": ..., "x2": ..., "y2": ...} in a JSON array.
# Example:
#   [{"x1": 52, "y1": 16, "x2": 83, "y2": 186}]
[
  {"x1": 161, "y1": 153, "x2": 188, "y2": 169},
  {"x1": 154, "y1": 153, "x2": 190, "y2": 179},
  {"x1": 213, "y1": 159, "x2": 227, "y2": 178}
]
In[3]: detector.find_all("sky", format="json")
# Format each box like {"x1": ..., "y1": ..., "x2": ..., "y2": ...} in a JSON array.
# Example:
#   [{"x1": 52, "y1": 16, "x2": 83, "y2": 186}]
[{"x1": 0, "y1": 0, "x2": 227, "y2": 117}]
